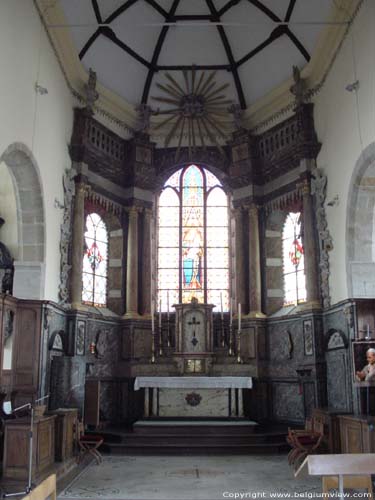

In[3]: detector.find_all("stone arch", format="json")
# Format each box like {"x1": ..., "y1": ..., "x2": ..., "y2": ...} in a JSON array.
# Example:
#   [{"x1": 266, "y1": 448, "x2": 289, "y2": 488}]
[
  {"x1": 0, "y1": 143, "x2": 45, "y2": 298},
  {"x1": 346, "y1": 142, "x2": 375, "y2": 297}
]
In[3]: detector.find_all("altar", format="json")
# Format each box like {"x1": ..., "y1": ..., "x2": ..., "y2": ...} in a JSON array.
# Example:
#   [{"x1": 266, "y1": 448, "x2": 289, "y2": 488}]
[{"x1": 134, "y1": 377, "x2": 252, "y2": 418}]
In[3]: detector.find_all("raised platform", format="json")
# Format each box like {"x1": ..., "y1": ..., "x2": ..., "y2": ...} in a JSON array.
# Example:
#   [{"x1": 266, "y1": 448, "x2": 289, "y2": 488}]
[{"x1": 97, "y1": 419, "x2": 289, "y2": 455}]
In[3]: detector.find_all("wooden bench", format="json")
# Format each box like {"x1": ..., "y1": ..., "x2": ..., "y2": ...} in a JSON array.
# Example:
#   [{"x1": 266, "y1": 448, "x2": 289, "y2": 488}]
[{"x1": 21, "y1": 474, "x2": 56, "y2": 500}]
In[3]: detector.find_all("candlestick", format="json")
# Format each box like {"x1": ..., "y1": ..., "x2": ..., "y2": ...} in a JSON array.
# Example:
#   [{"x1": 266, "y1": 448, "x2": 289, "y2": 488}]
[
  {"x1": 366, "y1": 324, "x2": 370, "y2": 339},
  {"x1": 237, "y1": 327, "x2": 242, "y2": 363},
  {"x1": 151, "y1": 300, "x2": 155, "y2": 332},
  {"x1": 159, "y1": 298, "x2": 162, "y2": 328},
  {"x1": 238, "y1": 303, "x2": 241, "y2": 331}
]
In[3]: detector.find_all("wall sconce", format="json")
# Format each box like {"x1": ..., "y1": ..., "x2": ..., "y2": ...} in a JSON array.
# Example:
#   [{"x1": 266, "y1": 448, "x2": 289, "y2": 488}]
[
  {"x1": 327, "y1": 195, "x2": 339, "y2": 207},
  {"x1": 89, "y1": 342, "x2": 96, "y2": 355},
  {"x1": 35, "y1": 83, "x2": 49, "y2": 95},
  {"x1": 54, "y1": 198, "x2": 64, "y2": 209},
  {"x1": 345, "y1": 80, "x2": 359, "y2": 92}
]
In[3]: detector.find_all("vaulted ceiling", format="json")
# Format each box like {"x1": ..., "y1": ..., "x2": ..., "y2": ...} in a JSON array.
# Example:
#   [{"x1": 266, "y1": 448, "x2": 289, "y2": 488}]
[{"x1": 58, "y1": 0, "x2": 335, "y2": 109}]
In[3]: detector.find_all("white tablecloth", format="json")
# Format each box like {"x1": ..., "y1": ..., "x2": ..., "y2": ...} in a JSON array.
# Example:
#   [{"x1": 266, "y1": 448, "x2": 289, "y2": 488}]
[{"x1": 134, "y1": 376, "x2": 252, "y2": 390}]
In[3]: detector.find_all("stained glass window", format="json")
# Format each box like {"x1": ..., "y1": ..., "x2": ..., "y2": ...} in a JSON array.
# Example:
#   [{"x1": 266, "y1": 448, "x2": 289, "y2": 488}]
[
  {"x1": 82, "y1": 213, "x2": 108, "y2": 306},
  {"x1": 158, "y1": 165, "x2": 230, "y2": 312},
  {"x1": 282, "y1": 212, "x2": 306, "y2": 305}
]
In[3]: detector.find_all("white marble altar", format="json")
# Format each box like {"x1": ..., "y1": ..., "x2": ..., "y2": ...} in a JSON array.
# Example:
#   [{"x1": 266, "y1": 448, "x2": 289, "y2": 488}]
[{"x1": 134, "y1": 377, "x2": 252, "y2": 417}]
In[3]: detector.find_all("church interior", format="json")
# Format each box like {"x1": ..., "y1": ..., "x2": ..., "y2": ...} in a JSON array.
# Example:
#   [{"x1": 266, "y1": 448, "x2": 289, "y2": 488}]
[{"x1": 1, "y1": 0, "x2": 375, "y2": 498}]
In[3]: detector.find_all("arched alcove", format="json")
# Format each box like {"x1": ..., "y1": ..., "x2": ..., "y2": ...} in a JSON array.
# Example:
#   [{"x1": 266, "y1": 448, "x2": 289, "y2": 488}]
[
  {"x1": 0, "y1": 143, "x2": 45, "y2": 299},
  {"x1": 346, "y1": 142, "x2": 375, "y2": 297}
]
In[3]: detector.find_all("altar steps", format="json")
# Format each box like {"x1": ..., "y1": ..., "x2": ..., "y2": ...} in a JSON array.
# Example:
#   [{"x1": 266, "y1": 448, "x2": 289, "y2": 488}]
[{"x1": 97, "y1": 423, "x2": 289, "y2": 455}]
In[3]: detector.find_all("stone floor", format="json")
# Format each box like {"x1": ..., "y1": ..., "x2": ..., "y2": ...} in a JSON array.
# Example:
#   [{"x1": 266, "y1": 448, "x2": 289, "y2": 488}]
[{"x1": 58, "y1": 454, "x2": 321, "y2": 500}]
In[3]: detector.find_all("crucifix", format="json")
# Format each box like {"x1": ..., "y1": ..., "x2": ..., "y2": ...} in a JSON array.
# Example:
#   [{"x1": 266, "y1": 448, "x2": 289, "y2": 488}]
[{"x1": 188, "y1": 316, "x2": 200, "y2": 347}]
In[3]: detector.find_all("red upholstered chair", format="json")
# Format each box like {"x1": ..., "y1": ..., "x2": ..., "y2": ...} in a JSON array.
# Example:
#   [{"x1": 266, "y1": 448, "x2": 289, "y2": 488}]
[
  {"x1": 287, "y1": 419, "x2": 325, "y2": 469},
  {"x1": 75, "y1": 421, "x2": 104, "y2": 465}
]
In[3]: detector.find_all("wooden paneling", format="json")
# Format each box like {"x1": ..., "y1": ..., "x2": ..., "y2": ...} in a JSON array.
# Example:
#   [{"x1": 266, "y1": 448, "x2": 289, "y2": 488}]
[
  {"x1": 13, "y1": 302, "x2": 42, "y2": 396},
  {"x1": 312, "y1": 408, "x2": 347, "y2": 453},
  {"x1": 3, "y1": 415, "x2": 56, "y2": 480},
  {"x1": 339, "y1": 414, "x2": 375, "y2": 453},
  {"x1": 84, "y1": 380, "x2": 100, "y2": 427},
  {"x1": 52, "y1": 408, "x2": 78, "y2": 462}
]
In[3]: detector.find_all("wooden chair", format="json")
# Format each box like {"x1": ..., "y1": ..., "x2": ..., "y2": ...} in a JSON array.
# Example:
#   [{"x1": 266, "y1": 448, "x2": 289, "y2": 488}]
[
  {"x1": 75, "y1": 421, "x2": 104, "y2": 465},
  {"x1": 287, "y1": 418, "x2": 325, "y2": 469}
]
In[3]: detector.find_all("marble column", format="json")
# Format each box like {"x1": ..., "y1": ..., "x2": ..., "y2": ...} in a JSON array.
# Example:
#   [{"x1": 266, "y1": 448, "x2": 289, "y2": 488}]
[
  {"x1": 234, "y1": 207, "x2": 246, "y2": 312},
  {"x1": 248, "y1": 204, "x2": 265, "y2": 317},
  {"x1": 141, "y1": 208, "x2": 152, "y2": 316},
  {"x1": 302, "y1": 180, "x2": 320, "y2": 308},
  {"x1": 70, "y1": 181, "x2": 87, "y2": 309},
  {"x1": 124, "y1": 207, "x2": 140, "y2": 317}
]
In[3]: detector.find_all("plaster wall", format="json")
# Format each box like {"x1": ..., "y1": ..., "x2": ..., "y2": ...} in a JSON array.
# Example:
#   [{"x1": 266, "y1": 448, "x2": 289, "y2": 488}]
[
  {"x1": 0, "y1": 163, "x2": 19, "y2": 259},
  {"x1": 314, "y1": 0, "x2": 375, "y2": 303},
  {"x1": 0, "y1": 0, "x2": 74, "y2": 300}
]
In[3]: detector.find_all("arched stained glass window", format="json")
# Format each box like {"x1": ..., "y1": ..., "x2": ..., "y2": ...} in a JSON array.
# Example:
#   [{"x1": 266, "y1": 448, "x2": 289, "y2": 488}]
[
  {"x1": 282, "y1": 212, "x2": 306, "y2": 305},
  {"x1": 82, "y1": 213, "x2": 108, "y2": 306},
  {"x1": 158, "y1": 165, "x2": 229, "y2": 312}
]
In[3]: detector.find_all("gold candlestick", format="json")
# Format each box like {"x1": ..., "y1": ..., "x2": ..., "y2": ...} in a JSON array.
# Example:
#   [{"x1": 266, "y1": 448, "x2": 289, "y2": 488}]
[
  {"x1": 229, "y1": 323, "x2": 234, "y2": 356},
  {"x1": 237, "y1": 328, "x2": 242, "y2": 363},
  {"x1": 159, "y1": 324, "x2": 163, "y2": 356},
  {"x1": 151, "y1": 328, "x2": 156, "y2": 363}
]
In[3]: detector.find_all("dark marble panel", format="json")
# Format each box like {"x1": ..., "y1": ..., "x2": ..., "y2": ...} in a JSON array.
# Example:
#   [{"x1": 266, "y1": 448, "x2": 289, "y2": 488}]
[{"x1": 272, "y1": 382, "x2": 304, "y2": 422}]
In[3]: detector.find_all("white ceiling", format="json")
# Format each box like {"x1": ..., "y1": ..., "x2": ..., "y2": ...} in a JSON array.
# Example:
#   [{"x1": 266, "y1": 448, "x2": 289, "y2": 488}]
[{"x1": 59, "y1": 0, "x2": 335, "y2": 110}]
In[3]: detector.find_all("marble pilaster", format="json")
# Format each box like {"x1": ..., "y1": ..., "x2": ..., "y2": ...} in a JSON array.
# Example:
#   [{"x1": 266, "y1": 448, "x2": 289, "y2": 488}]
[
  {"x1": 141, "y1": 208, "x2": 152, "y2": 316},
  {"x1": 234, "y1": 207, "x2": 246, "y2": 312},
  {"x1": 70, "y1": 181, "x2": 88, "y2": 309},
  {"x1": 124, "y1": 207, "x2": 140, "y2": 317},
  {"x1": 248, "y1": 204, "x2": 265, "y2": 317},
  {"x1": 302, "y1": 180, "x2": 320, "y2": 308}
]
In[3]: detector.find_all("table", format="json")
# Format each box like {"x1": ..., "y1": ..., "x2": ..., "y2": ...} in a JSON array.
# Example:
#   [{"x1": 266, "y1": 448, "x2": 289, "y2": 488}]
[
  {"x1": 134, "y1": 376, "x2": 253, "y2": 417},
  {"x1": 296, "y1": 454, "x2": 375, "y2": 497}
]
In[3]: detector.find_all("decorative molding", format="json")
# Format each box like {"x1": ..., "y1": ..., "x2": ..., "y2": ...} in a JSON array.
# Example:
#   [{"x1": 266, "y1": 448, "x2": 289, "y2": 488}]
[{"x1": 311, "y1": 167, "x2": 333, "y2": 309}]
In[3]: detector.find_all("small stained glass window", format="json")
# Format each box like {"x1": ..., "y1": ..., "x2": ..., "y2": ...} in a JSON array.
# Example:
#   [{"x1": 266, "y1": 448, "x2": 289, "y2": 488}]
[
  {"x1": 158, "y1": 165, "x2": 230, "y2": 312},
  {"x1": 82, "y1": 213, "x2": 108, "y2": 306},
  {"x1": 282, "y1": 212, "x2": 306, "y2": 305}
]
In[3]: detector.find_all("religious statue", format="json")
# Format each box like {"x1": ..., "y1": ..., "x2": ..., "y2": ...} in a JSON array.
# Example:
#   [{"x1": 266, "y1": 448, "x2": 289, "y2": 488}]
[
  {"x1": 0, "y1": 218, "x2": 14, "y2": 294},
  {"x1": 290, "y1": 65, "x2": 306, "y2": 108},
  {"x1": 228, "y1": 103, "x2": 243, "y2": 130},
  {"x1": 83, "y1": 68, "x2": 99, "y2": 114},
  {"x1": 135, "y1": 103, "x2": 155, "y2": 134}
]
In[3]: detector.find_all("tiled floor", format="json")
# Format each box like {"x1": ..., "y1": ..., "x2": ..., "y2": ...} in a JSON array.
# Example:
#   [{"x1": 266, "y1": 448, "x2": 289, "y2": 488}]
[{"x1": 58, "y1": 454, "x2": 321, "y2": 500}]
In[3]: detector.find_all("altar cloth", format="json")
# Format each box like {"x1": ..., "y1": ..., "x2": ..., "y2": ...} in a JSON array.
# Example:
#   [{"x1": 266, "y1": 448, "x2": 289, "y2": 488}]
[{"x1": 134, "y1": 376, "x2": 252, "y2": 390}]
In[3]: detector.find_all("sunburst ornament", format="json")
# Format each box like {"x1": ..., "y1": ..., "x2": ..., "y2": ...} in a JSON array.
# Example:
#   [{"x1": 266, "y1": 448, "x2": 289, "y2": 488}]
[{"x1": 151, "y1": 69, "x2": 235, "y2": 161}]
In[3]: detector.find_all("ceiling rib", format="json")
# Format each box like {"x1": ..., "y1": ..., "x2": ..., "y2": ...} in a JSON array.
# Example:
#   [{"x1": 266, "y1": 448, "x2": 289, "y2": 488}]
[
  {"x1": 79, "y1": 0, "x2": 311, "y2": 108},
  {"x1": 205, "y1": 0, "x2": 246, "y2": 109},
  {"x1": 218, "y1": 0, "x2": 241, "y2": 17},
  {"x1": 91, "y1": 0, "x2": 102, "y2": 24},
  {"x1": 101, "y1": 26, "x2": 152, "y2": 68},
  {"x1": 144, "y1": 0, "x2": 169, "y2": 18},
  {"x1": 285, "y1": 0, "x2": 297, "y2": 23},
  {"x1": 141, "y1": 0, "x2": 181, "y2": 104},
  {"x1": 79, "y1": 0, "x2": 140, "y2": 59},
  {"x1": 157, "y1": 64, "x2": 231, "y2": 71}
]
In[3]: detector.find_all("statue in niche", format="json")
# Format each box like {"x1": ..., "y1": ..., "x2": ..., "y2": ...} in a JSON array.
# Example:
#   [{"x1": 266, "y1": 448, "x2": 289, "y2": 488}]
[
  {"x1": 95, "y1": 329, "x2": 107, "y2": 359},
  {"x1": 228, "y1": 103, "x2": 243, "y2": 130},
  {"x1": 290, "y1": 65, "x2": 306, "y2": 108},
  {"x1": 83, "y1": 68, "x2": 99, "y2": 114},
  {"x1": 135, "y1": 103, "x2": 156, "y2": 134},
  {"x1": 0, "y1": 218, "x2": 14, "y2": 295}
]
